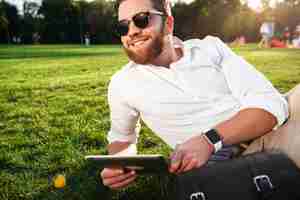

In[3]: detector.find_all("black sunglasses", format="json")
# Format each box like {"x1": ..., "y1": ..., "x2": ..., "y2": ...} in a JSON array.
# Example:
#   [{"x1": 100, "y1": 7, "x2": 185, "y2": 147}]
[{"x1": 116, "y1": 11, "x2": 165, "y2": 37}]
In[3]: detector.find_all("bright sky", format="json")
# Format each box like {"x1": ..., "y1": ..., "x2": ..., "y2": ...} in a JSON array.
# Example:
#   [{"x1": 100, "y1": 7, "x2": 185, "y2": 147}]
[
  {"x1": 5, "y1": 0, "x2": 284, "y2": 13},
  {"x1": 247, "y1": 0, "x2": 285, "y2": 10},
  {"x1": 247, "y1": 0, "x2": 262, "y2": 9}
]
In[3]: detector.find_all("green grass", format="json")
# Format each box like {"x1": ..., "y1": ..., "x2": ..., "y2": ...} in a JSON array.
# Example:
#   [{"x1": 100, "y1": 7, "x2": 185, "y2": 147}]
[{"x1": 0, "y1": 44, "x2": 300, "y2": 200}]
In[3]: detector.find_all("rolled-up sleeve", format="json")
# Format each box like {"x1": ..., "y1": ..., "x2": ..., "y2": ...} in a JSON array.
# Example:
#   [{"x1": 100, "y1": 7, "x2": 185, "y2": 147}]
[
  {"x1": 107, "y1": 74, "x2": 141, "y2": 144},
  {"x1": 212, "y1": 37, "x2": 289, "y2": 128}
]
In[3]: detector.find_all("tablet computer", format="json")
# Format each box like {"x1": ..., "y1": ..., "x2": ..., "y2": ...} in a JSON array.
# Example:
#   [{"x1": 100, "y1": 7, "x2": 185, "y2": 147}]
[{"x1": 85, "y1": 154, "x2": 170, "y2": 174}]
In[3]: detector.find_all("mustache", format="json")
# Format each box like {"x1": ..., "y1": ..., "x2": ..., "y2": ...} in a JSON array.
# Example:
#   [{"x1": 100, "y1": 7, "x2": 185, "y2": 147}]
[{"x1": 128, "y1": 37, "x2": 150, "y2": 46}]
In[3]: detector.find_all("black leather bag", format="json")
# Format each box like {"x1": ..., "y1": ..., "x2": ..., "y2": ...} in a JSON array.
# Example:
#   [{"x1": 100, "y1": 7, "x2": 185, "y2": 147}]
[{"x1": 169, "y1": 151, "x2": 300, "y2": 200}]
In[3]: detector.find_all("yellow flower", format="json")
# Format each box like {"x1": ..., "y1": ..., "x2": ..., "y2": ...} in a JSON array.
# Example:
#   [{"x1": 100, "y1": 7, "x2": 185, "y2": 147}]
[{"x1": 53, "y1": 174, "x2": 66, "y2": 188}]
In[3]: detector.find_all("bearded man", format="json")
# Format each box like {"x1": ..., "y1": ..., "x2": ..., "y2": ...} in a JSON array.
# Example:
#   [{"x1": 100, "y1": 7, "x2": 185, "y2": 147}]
[{"x1": 100, "y1": 0, "x2": 300, "y2": 193}]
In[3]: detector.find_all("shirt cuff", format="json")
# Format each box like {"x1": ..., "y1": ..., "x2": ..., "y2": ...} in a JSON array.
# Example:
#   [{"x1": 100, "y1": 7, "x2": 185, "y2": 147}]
[
  {"x1": 107, "y1": 127, "x2": 139, "y2": 144},
  {"x1": 115, "y1": 144, "x2": 137, "y2": 155},
  {"x1": 107, "y1": 130, "x2": 138, "y2": 144},
  {"x1": 240, "y1": 95, "x2": 289, "y2": 129}
]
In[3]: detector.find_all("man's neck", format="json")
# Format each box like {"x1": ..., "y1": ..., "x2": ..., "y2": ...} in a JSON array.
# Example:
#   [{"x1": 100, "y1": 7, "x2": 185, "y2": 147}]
[{"x1": 150, "y1": 37, "x2": 183, "y2": 68}]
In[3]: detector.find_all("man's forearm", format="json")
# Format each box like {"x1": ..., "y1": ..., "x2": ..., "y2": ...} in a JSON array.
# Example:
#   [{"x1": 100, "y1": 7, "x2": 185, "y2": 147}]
[
  {"x1": 107, "y1": 141, "x2": 132, "y2": 155},
  {"x1": 215, "y1": 108, "x2": 277, "y2": 145}
]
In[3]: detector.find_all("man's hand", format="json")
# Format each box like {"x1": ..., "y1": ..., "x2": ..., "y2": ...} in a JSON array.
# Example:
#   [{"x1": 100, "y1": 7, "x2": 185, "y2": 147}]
[
  {"x1": 169, "y1": 135, "x2": 214, "y2": 174},
  {"x1": 100, "y1": 167, "x2": 137, "y2": 190}
]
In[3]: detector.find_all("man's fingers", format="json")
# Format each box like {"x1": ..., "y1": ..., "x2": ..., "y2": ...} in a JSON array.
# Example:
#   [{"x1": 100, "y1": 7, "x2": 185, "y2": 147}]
[
  {"x1": 101, "y1": 168, "x2": 123, "y2": 179},
  {"x1": 177, "y1": 155, "x2": 194, "y2": 173},
  {"x1": 110, "y1": 174, "x2": 137, "y2": 190},
  {"x1": 182, "y1": 158, "x2": 198, "y2": 172},
  {"x1": 103, "y1": 170, "x2": 136, "y2": 187},
  {"x1": 169, "y1": 161, "x2": 181, "y2": 173},
  {"x1": 103, "y1": 170, "x2": 135, "y2": 186},
  {"x1": 169, "y1": 151, "x2": 183, "y2": 173}
]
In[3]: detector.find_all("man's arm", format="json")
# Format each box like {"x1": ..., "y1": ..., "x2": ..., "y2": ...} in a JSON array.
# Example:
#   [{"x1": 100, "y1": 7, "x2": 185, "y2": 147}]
[
  {"x1": 170, "y1": 37, "x2": 288, "y2": 174},
  {"x1": 210, "y1": 36, "x2": 288, "y2": 143},
  {"x1": 169, "y1": 108, "x2": 277, "y2": 174},
  {"x1": 216, "y1": 108, "x2": 277, "y2": 145},
  {"x1": 101, "y1": 73, "x2": 140, "y2": 189},
  {"x1": 108, "y1": 141, "x2": 131, "y2": 155}
]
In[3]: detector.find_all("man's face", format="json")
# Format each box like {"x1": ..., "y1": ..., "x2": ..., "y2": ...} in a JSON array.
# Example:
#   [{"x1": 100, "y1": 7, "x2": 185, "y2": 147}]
[{"x1": 118, "y1": 0, "x2": 166, "y2": 64}]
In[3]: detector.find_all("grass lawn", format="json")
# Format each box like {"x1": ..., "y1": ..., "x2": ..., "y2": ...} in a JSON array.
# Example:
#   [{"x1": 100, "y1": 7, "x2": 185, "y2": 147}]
[{"x1": 0, "y1": 44, "x2": 300, "y2": 200}]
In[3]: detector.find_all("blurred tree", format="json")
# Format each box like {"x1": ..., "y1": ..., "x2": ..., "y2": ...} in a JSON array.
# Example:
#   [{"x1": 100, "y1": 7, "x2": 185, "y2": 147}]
[
  {"x1": 223, "y1": 4, "x2": 259, "y2": 42},
  {"x1": 22, "y1": 1, "x2": 42, "y2": 43},
  {"x1": 173, "y1": 0, "x2": 241, "y2": 40},
  {"x1": 172, "y1": 2, "x2": 194, "y2": 40},
  {"x1": 39, "y1": 0, "x2": 80, "y2": 43},
  {"x1": 0, "y1": 0, "x2": 20, "y2": 44},
  {"x1": 273, "y1": 0, "x2": 300, "y2": 34},
  {"x1": 73, "y1": 0, "x2": 90, "y2": 44},
  {"x1": 0, "y1": 2, "x2": 8, "y2": 32},
  {"x1": 1, "y1": 0, "x2": 300, "y2": 44},
  {"x1": 38, "y1": 0, "x2": 117, "y2": 44},
  {"x1": 89, "y1": 0, "x2": 117, "y2": 44}
]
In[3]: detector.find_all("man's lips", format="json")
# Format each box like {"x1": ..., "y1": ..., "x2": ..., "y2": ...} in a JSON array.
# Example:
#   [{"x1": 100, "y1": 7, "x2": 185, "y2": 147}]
[{"x1": 128, "y1": 38, "x2": 150, "y2": 47}]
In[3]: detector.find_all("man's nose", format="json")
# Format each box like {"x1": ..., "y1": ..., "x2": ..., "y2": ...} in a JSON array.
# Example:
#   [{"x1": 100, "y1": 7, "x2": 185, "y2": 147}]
[{"x1": 127, "y1": 22, "x2": 142, "y2": 38}]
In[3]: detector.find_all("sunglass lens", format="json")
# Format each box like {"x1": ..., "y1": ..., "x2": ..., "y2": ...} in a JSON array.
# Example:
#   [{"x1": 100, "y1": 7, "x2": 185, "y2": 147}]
[
  {"x1": 133, "y1": 13, "x2": 149, "y2": 29},
  {"x1": 116, "y1": 21, "x2": 129, "y2": 36}
]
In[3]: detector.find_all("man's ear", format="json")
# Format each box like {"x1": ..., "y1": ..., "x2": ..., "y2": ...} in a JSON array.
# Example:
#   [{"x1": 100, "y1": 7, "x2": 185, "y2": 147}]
[{"x1": 164, "y1": 15, "x2": 174, "y2": 35}]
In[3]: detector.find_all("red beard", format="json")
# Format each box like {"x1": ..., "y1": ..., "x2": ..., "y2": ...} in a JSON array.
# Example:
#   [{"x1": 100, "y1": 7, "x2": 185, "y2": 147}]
[{"x1": 123, "y1": 33, "x2": 164, "y2": 65}]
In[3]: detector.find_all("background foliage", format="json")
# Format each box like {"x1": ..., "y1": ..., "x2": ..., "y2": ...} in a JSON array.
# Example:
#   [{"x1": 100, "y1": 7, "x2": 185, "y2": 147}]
[{"x1": 0, "y1": 0, "x2": 300, "y2": 44}]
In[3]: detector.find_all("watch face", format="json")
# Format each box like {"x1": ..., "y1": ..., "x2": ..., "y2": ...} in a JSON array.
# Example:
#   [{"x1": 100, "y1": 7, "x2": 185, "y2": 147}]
[{"x1": 206, "y1": 129, "x2": 221, "y2": 144}]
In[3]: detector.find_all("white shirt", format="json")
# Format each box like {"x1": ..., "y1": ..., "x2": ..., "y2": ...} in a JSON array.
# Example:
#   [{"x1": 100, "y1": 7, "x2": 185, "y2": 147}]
[
  {"x1": 260, "y1": 22, "x2": 274, "y2": 36},
  {"x1": 107, "y1": 36, "x2": 289, "y2": 149},
  {"x1": 292, "y1": 37, "x2": 300, "y2": 48}
]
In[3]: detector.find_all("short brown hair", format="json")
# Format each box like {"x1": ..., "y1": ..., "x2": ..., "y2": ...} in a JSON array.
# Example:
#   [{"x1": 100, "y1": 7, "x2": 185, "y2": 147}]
[{"x1": 115, "y1": 0, "x2": 168, "y2": 16}]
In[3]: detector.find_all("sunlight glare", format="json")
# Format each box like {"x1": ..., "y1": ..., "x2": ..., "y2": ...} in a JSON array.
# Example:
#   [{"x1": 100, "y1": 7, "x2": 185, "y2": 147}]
[{"x1": 247, "y1": 0, "x2": 262, "y2": 10}]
